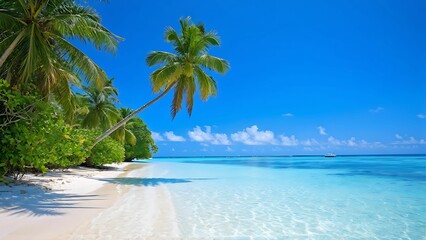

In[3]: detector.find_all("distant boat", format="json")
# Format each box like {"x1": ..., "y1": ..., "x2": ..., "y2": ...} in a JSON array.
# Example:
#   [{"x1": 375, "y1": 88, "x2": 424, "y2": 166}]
[{"x1": 324, "y1": 153, "x2": 336, "y2": 158}]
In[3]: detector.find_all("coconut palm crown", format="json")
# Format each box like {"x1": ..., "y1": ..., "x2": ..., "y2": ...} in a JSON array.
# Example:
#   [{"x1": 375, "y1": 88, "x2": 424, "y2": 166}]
[
  {"x1": 0, "y1": 0, "x2": 122, "y2": 114},
  {"x1": 146, "y1": 16, "x2": 230, "y2": 118},
  {"x1": 93, "y1": 17, "x2": 229, "y2": 146},
  {"x1": 80, "y1": 79, "x2": 120, "y2": 130}
]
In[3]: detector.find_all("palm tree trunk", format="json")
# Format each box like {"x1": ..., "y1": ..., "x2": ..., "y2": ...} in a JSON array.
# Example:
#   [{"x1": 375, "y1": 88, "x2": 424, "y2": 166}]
[
  {"x1": 92, "y1": 83, "x2": 176, "y2": 147},
  {"x1": 0, "y1": 31, "x2": 25, "y2": 68}
]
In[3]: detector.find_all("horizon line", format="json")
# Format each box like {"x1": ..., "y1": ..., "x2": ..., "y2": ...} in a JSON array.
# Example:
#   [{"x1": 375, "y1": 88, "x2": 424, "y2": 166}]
[{"x1": 150, "y1": 153, "x2": 426, "y2": 159}]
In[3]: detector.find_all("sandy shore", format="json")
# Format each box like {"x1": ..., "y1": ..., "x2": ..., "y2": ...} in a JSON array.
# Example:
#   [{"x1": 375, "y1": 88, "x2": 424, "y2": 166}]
[{"x1": 0, "y1": 162, "x2": 179, "y2": 239}]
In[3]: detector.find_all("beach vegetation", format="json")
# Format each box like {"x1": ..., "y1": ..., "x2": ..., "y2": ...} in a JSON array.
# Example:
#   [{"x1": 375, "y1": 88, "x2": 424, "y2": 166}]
[
  {"x1": 109, "y1": 108, "x2": 137, "y2": 146},
  {"x1": 78, "y1": 79, "x2": 121, "y2": 131},
  {"x1": 87, "y1": 137, "x2": 125, "y2": 167},
  {"x1": 124, "y1": 116, "x2": 158, "y2": 161},
  {"x1": 93, "y1": 17, "x2": 230, "y2": 146},
  {"x1": 0, "y1": 1, "x2": 220, "y2": 182},
  {"x1": 0, "y1": 0, "x2": 121, "y2": 117},
  {"x1": 0, "y1": 80, "x2": 94, "y2": 179}
]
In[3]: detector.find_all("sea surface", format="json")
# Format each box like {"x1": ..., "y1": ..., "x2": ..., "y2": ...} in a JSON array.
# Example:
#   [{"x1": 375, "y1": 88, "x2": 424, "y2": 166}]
[{"x1": 139, "y1": 155, "x2": 426, "y2": 239}]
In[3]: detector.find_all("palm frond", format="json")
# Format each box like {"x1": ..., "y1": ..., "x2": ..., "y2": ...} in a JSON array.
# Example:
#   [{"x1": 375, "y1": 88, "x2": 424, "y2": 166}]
[
  {"x1": 189, "y1": 31, "x2": 220, "y2": 56},
  {"x1": 146, "y1": 51, "x2": 177, "y2": 66},
  {"x1": 49, "y1": 4, "x2": 122, "y2": 54},
  {"x1": 149, "y1": 63, "x2": 182, "y2": 92},
  {"x1": 164, "y1": 26, "x2": 179, "y2": 42},
  {"x1": 171, "y1": 78, "x2": 186, "y2": 119},
  {"x1": 197, "y1": 54, "x2": 230, "y2": 74},
  {"x1": 185, "y1": 78, "x2": 196, "y2": 116},
  {"x1": 194, "y1": 66, "x2": 217, "y2": 100},
  {"x1": 124, "y1": 128, "x2": 137, "y2": 145},
  {"x1": 49, "y1": 33, "x2": 108, "y2": 87}
]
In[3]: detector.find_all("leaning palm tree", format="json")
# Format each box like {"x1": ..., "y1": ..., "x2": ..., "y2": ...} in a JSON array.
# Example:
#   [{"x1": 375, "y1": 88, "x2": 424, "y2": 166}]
[
  {"x1": 110, "y1": 108, "x2": 137, "y2": 145},
  {"x1": 0, "y1": 0, "x2": 121, "y2": 115},
  {"x1": 93, "y1": 17, "x2": 229, "y2": 146}
]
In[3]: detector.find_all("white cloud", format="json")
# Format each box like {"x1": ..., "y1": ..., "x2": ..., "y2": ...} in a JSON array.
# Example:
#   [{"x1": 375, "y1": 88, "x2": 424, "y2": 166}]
[
  {"x1": 301, "y1": 138, "x2": 320, "y2": 146},
  {"x1": 392, "y1": 136, "x2": 426, "y2": 145},
  {"x1": 231, "y1": 125, "x2": 277, "y2": 145},
  {"x1": 417, "y1": 114, "x2": 426, "y2": 119},
  {"x1": 347, "y1": 137, "x2": 357, "y2": 146},
  {"x1": 279, "y1": 134, "x2": 298, "y2": 146},
  {"x1": 395, "y1": 134, "x2": 403, "y2": 139},
  {"x1": 164, "y1": 131, "x2": 186, "y2": 142},
  {"x1": 188, "y1": 126, "x2": 231, "y2": 145},
  {"x1": 372, "y1": 142, "x2": 386, "y2": 148},
  {"x1": 214, "y1": 134, "x2": 230, "y2": 145},
  {"x1": 327, "y1": 137, "x2": 386, "y2": 148},
  {"x1": 328, "y1": 136, "x2": 342, "y2": 145},
  {"x1": 283, "y1": 113, "x2": 294, "y2": 117},
  {"x1": 317, "y1": 126, "x2": 327, "y2": 135},
  {"x1": 369, "y1": 107, "x2": 384, "y2": 113},
  {"x1": 225, "y1": 146, "x2": 233, "y2": 152},
  {"x1": 328, "y1": 136, "x2": 358, "y2": 147},
  {"x1": 151, "y1": 131, "x2": 164, "y2": 141}
]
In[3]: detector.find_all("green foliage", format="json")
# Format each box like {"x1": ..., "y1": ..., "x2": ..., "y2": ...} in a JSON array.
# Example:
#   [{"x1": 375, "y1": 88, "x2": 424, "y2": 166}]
[
  {"x1": 111, "y1": 108, "x2": 137, "y2": 145},
  {"x1": 0, "y1": 0, "x2": 122, "y2": 117},
  {"x1": 93, "y1": 17, "x2": 228, "y2": 146},
  {"x1": 45, "y1": 127, "x2": 95, "y2": 169},
  {"x1": 124, "y1": 117, "x2": 158, "y2": 161},
  {"x1": 88, "y1": 137, "x2": 125, "y2": 166},
  {"x1": 79, "y1": 79, "x2": 121, "y2": 130},
  {"x1": 146, "y1": 17, "x2": 230, "y2": 119},
  {"x1": 0, "y1": 80, "x2": 94, "y2": 179}
]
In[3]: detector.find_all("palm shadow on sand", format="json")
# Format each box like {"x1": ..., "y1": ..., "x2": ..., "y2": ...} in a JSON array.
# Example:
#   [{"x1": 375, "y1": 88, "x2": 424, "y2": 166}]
[
  {"x1": 0, "y1": 184, "x2": 104, "y2": 217},
  {"x1": 99, "y1": 177, "x2": 216, "y2": 187}
]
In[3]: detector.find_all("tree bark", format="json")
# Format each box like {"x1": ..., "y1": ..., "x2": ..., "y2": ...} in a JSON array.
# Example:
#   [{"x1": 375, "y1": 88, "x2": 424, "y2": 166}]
[
  {"x1": 92, "y1": 83, "x2": 176, "y2": 147},
  {"x1": 0, "y1": 31, "x2": 25, "y2": 68}
]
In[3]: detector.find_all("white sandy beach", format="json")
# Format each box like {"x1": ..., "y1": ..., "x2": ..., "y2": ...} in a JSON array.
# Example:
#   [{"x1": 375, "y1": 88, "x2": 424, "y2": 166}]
[{"x1": 0, "y1": 162, "x2": 179, "y2": 239}]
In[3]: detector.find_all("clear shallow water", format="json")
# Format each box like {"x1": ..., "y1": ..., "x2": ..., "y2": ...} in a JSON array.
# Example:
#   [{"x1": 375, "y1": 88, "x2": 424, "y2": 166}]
[{"x1": 141, "y1": 156, "x2": 426, "y2": 239}]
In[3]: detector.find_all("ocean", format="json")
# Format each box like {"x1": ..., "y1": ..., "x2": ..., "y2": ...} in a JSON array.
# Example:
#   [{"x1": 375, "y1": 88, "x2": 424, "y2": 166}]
[{"x1": 141, "y1": 155, "x2": 426, "y2": 239}]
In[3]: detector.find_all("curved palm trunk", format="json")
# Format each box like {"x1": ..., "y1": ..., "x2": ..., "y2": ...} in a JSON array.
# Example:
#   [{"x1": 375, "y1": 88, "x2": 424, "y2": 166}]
[
  {"x1": 0, "y1": 31, "x2": 25, "y2": 68},
  {"x1": 93, "y1": 83, "x2": 176, "y2": 147}
]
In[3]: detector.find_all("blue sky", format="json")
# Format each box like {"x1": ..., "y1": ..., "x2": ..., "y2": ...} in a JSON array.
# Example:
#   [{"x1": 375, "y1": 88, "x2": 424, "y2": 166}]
[{"x1": 80, "y1": 0, "x2": 426, "y2": 156}]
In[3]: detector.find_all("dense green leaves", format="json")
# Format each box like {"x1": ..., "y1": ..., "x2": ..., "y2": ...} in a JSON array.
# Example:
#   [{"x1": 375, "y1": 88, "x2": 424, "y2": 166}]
[
  {"x1": 0, "y1": 80, "x2": 94, "y2": 179},
  {"x1": 124, "y1": 117, "x2": 158, "y2": 161},
  {"x1": 88, "y1": 137, "x2": 125, "y2": 166},
  {"x1": 0, "y1": 2, "x2": 167, "y2": 182},
  {"x1": 79, "y1": 79, "x2": 121, "y2": 131},
  {"x1": 0, "y1": 78, "x2": 158, "y2": 180},
  {"x1": 0, "y1": 14, "x2": 228, "y2": 181},
  {"x1": 0, "y1": 0, "x2": 121, "y2": 115}
]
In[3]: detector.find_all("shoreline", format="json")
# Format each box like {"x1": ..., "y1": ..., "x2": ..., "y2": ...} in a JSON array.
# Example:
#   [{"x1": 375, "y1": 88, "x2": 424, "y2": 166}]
[
  {"x1": 70, "y1": 163, "x2": 181, "y2": 239},
  {"x1": 0, "y1": 162, "x2": 146, "y2": 239}
]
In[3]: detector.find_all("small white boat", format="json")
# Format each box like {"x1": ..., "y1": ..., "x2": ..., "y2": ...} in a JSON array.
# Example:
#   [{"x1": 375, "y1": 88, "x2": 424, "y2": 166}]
[{"x1": 324, "y1": 153, "x2": 336, "y2": 158}]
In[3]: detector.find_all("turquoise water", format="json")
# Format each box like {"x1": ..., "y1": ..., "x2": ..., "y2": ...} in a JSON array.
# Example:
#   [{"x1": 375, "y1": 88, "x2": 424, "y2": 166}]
[{"x1": 141, "y1": 156, "x2": 426, "y2": 239}]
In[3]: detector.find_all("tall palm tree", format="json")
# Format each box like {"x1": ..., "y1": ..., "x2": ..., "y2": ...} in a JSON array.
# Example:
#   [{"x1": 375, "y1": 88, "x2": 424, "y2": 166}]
[
  {"x1": 93, "y1": 17, "x2": 230, "y2": 146},
  {"x1": 0, "y1": 0, "x2": 121, "y2": 114},
  {"x1": 80, "y1": 79, "x2": 121, "y2": 131}
]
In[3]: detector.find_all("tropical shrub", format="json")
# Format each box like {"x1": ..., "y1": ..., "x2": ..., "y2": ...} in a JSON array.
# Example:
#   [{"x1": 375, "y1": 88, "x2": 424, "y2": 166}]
[
  {"x1": 124, "y1": 117, "x2": 158, "y2": 161},
  {"x1": 0, "y1": 80, "x2": 94, "y2": 179},
  {"x1": 46, "y1": 126, "x2": 95, "y2": 169},
  {"x1": 88, "y1": 137, "x2": 125, "y2": 166}
]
